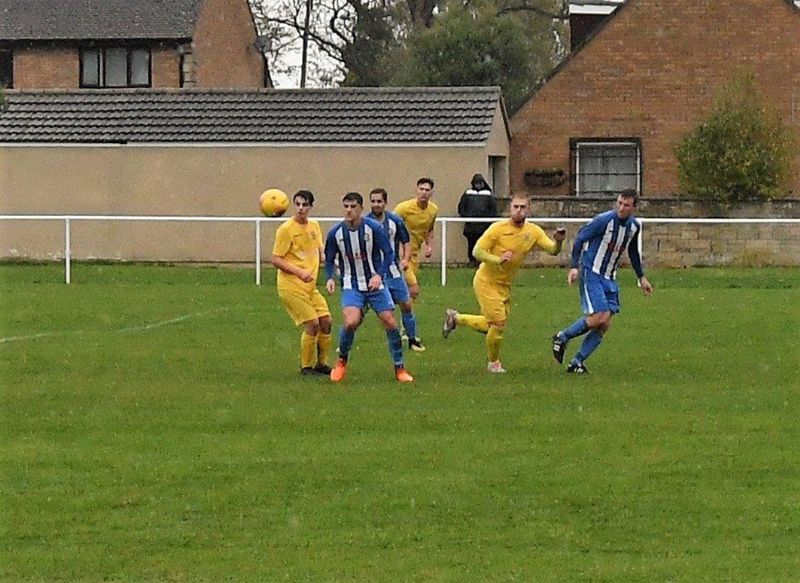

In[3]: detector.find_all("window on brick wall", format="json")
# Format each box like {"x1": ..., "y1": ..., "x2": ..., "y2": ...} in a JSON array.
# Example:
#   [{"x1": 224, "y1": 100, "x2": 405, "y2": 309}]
[
  {"x1": 570, "y1": 139, "x2": 642, "y2": 197},
  {"x1": 80, "y1": 47, "x2": 151, "y2": 88},
  {"x1": 0, "y1": 48, "x2": 12, "y2": 88}
]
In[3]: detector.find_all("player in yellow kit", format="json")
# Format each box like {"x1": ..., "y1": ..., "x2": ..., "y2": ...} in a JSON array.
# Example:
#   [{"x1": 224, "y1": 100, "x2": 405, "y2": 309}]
[
  {"x1": 393, "y1": 177, "x2": 437, "y2": 345},
  {"x1": 271, "y1": 190, "x2": 332, "y2": 375},
  {"x1": 393, "y1": 177, "x2": 438, "y2": 301},
  {"x1": 442, "y1": 193, "x2": 566, "y2": 373}
]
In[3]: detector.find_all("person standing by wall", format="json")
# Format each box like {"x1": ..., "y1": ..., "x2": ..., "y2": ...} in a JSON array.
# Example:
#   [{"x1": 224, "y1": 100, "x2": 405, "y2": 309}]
[{"x1": 458, "y1": 173, "x2": 497, "y2": 266}]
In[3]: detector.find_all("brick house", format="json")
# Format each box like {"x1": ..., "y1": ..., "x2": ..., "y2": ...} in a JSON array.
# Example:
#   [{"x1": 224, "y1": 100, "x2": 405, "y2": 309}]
[
  {"x1": 0, "y1": 0, "x2": 268, "y2": 90},
  {"x1": 511, "y1": 0, "x2": 800, "y2": 199}
]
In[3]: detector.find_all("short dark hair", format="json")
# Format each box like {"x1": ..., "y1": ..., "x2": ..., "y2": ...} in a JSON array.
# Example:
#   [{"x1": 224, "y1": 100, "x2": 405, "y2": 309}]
[
  {"x1": 618, "y1": 189, "x2": 639, "y2": 206},
  {"x1": 369, "y1": 188, "x2": 388, "y2": 202},
  {"x1": 417, "y1": 177, "x2": 434, "y2": 188},
  {"x1": 294, "y1": 190, "x2": 314, "y2": 206},
  {"x1": 343, "y1": 192, "x2": 363, "y2": 206}
]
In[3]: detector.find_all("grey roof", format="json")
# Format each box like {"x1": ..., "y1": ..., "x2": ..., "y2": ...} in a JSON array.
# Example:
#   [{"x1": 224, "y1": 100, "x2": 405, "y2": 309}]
[
  {"x1": 0, "y1": 0, "x2": 200, "y2": 41},
  {"x1": 0, "y1": 87, "x2": 507, "y2": 144}
]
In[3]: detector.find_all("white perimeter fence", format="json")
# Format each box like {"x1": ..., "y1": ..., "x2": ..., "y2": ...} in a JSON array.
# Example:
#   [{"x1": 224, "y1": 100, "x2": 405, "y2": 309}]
[{"x1": 1, "y1": 214, "x2": 799, "y2": 285}]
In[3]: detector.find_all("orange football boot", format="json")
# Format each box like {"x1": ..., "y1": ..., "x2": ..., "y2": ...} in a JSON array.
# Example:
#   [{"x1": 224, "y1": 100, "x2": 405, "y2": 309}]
[
  {"x1": 330, "y1": 358, "x2": 347, "y2": 382},
  {"x1": 395, "y1": 367, "x2": 414, "y2": 383}
]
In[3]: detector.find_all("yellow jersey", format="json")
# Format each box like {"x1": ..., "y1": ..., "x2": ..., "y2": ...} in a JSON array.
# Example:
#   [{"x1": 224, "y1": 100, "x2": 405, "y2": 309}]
[
  {"x1": 475, "y1": 220, "x2": 558, "y2": 287},
  {"x1": 272, "y1": 218, "x2": 323, "y2": 291},
  {"x1": 394, "y1": 198, "x2": 439, "y2": 255}
]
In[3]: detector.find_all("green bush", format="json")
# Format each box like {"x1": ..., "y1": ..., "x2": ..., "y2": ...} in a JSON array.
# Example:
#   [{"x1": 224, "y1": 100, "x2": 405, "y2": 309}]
[{"x1": 675, "y1": 72, "x2": 794, "y2": 202}]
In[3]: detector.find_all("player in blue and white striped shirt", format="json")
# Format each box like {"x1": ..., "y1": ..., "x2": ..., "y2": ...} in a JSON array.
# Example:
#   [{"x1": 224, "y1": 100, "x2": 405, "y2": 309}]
[
  {"x1": 367, "y1": 188, "x2": 425, "y2": 353},
  {"x1": 324, "y1": 192, "x2": 414, "y2": 383},
  {"x1": 551, "y1": 190, "x2": 654, "y2": 374}
]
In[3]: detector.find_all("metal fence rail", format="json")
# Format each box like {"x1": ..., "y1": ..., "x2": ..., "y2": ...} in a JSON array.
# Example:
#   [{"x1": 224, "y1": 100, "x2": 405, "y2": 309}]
[{"x1": 2, "y1": 214, "x2": 799, "y2": 285}]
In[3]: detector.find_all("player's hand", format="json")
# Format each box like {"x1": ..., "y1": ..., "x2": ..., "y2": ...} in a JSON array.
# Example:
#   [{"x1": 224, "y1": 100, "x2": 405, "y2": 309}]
[
  {"x1": 297, "y1": 269, "x2": 314, "y2": 283},
  {"x1": 326, "y1": 279, "x2": 336, "y2": 294},
  {"x1": 553, "y1": 228, "x2": 567, "y2": 242},
  {"x1": 639, "y1": 276, "x2": 654, "y2": 296},
  {"x1": 368, "y1": 274, "x2": 382, "y2": 291},
  {"x1": 567, "y1": 268, "x2": 579, "y2": 286},
  {"x1": 400, "y1": 259, "x2": 409, "y2": 271},
  {"x1": 500, "y1": 250, "x2": 514, "y2": 263},
  {"x1": 424, "y1": 245, "x2": 433, "y2": 259}
]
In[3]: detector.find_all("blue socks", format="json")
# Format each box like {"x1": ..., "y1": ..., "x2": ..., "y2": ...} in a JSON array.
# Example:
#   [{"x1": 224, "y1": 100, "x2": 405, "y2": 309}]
[
  {"x1": 401, "y1": 310, "x2": 417, "y2": 340},
  {"x1": 386, "y1": 328, "x2": 404, "y2": 367},
  {"x1": 338, "y1": 327, "x2": 355, "y2": 360},
  {"x1": 560, "y1": 317, "x2": 589, "y2": 341},
  {"x1": 574, "y1": 330, "x2": 604, "y2": 364}
]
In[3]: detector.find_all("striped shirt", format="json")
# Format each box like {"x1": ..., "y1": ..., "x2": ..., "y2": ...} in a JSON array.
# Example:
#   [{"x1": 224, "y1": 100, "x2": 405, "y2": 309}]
[
  {"x1": 366, "y1": 211, "x2": 410, "y2": 279},
  {"x1": 571, "y1": 210, "x2": 644, "y2": 280},
  {"x1": 324, "y1": 217, "x2": 395, "y2": 291}
]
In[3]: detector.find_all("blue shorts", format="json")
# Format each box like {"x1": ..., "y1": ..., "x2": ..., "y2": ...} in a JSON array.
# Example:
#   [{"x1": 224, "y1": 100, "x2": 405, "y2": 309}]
[
  {"x1": 385, "y1": 275, "x2": 410, "y2": 304},
  {"x1": 341, "y1": 287, "x2": 395, "y2": 313},
  {"x1": 579, "y1": 269, "x2": 620, "y2": 315}
]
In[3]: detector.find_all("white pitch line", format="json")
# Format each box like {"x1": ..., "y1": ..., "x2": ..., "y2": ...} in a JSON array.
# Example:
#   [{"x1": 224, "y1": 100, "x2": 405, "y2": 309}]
[{"x1": 0, "y1": 308, "x2": 230, "y2": 345}]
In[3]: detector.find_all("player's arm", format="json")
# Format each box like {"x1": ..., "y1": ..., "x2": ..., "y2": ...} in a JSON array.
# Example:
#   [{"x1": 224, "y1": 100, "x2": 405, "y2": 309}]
[
  {"x1": 397, "y1": 218, "x2": 412, "y2": 269},
  {"x1": 568, "y1": 216, "x2": 606, "y2": 285},
  {"x1": 324, "y1": 230, "x2": 338, "y2": 293},
  {"x1": 473, "y1": 227, "x2": 512, "y2": 264},
  {"x1": 423, "y1": 210, "x2": 437, "y2": 258},
  {"x1": 271, "y1": 254, "x2": 313, "y2": 283},
  {"x1": 628, "y1": 227, "x2": 653, "y2": 295},
  {"x1": 535, "y1": 227, "x2": 567, "y2": 256},
  {"x1": 374, "y1": 225, "x2": 395, "y2": 278}
]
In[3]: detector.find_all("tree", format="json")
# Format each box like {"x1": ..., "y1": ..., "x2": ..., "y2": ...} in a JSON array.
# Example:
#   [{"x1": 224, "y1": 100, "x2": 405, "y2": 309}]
[
  {"x1": 251, "y1": 0, "x2": 402, "y2": 86},
  {"x1": 392, "y1": 2, "x2": 553, "y2": 112},
  {"x1": 675, "y1": 72, "x2": 795, "y2": 203}
]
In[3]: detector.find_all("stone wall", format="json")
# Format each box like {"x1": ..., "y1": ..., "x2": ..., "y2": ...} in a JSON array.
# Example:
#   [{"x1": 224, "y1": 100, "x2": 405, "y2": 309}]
[{"x1": 520, "y1": 197, "x2": 800, "y2": 268}]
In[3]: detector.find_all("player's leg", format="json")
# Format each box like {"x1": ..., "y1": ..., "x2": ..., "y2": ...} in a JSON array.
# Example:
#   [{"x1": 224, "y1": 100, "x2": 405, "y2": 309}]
[
  {"x1": 390, "y1": 276, "x2": 424, "y2": 352},
  {"x1": 567, "y1": 279, "x2": 618, "y2": 373},
  {"x1": 553, "y1": 269, "x2": 596, "y2": 363},
  {"x1": 278, "y1": 289, "x2": 320, "y2": 374},
  {"x1": 311, "y1": 290, "x2": 332, "y2": 374},
  {"x1": 331, "y1": 291, "x2": 364, "y2": 382},
  {"x1": 443, "y1": 272, "x2": 491, "y2": 337},
  {"x1": 484, "y1": 294, "x2": 509, "y2": 373},
  {"x1": 371, "y1": 289, "x2": 413, "y2": 382},
  {"x1": 404, "y1": 257, "x2": 420, "y2": 303}
]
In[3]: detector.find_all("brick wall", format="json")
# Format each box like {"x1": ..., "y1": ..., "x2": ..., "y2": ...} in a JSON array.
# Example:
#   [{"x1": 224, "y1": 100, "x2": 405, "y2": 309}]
[
  {"x1": 520, "y1": 197, "x2": 800, "y2": 268},
  {"x1": 510, "y1": 0, "x2": 800, "y2": 200},
  {"x1": 151, "y1": 46, "x2": 181, "y2": 88},
  {"x1": 13, "y1": 45, "x2": 76, "y2": 88},
  {"x1": 192, "y1": 0, "x2": 264, "y2": 88}
]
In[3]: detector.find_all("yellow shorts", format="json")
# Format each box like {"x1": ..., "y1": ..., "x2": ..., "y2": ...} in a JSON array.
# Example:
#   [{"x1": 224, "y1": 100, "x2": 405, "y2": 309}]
[
  {"x1": 403, "y1": 257, "x2": 419, "y2": 287},
  {"x1": 473, "y1": 273, "x2": 511, "y2": 324},
  {"x1": 278, "y1": 287, "x2": 330, "y2": 326}
]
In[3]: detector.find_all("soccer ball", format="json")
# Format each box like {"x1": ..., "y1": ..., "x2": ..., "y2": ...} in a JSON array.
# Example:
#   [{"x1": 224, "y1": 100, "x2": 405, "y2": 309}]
[{"x1": 259, "y1": 188, "x2": 289, "y2": 217}]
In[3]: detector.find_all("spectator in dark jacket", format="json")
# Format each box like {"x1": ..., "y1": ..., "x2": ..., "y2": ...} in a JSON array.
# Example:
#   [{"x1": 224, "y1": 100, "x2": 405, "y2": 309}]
[{"x1": 458, "y1": 174, "x2": 497, "y2": 265}]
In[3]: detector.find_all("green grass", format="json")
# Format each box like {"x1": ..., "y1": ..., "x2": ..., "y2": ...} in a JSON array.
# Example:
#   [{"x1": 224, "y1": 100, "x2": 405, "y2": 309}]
[{"x1": 2, "y1": 264, "x2": 799, "y2": 581}]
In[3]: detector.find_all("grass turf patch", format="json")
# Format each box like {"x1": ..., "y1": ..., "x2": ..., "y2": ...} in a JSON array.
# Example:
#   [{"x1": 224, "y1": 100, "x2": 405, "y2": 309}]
[{"x1": 2, "y1": 264, "x2": 799, "y2": 581}]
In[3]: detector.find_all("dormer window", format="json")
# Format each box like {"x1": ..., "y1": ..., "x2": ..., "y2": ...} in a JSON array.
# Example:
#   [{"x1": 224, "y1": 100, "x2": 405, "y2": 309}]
[{"x1": 80, "y1": 47, "x2": 151, "y2": 88}]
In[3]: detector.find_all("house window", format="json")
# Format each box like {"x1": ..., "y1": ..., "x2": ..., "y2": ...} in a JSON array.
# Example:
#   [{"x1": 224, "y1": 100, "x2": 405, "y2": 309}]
[
  {"x1": 571, "y1": 139, "x2": 642, "y2": 197},
  {"x1": 80, "y1": 47, "x2": 151, "y2": 88},
  {"x1": 0, "y1": 49, "x2": 12, "y2": 88}
]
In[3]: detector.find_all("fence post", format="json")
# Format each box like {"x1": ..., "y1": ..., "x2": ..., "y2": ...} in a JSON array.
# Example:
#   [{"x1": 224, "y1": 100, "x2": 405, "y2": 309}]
[
  {"x1": 255, "y1": 219, "x2": 262, "y2": 286},
  {"x1": 64, "y1": 218, "x2": 71, "y2": 285},
  {"x1": 440, "y1": 219, "x2": 447, "y2": 287}
]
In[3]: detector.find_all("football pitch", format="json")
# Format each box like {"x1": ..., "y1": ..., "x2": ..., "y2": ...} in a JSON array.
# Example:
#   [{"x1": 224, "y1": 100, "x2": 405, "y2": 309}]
[{"x1": 2, "y1": 264, "x2": 799, "y2": 581}]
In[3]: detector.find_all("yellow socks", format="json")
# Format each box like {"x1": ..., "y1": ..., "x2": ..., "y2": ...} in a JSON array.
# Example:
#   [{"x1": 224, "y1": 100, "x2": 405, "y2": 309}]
[
  {"x1": 486, "y1": 326, "x2": 504, "y2": 362},
  {"x1": 456, "y1": 313, "x2": 489, "y2": 333},
  {"x1": 317, "y1": 332, "x2": 332, "y2": 366},
  {"x1": 301, "y1": 331, "x2": 317, "y2": 368}
]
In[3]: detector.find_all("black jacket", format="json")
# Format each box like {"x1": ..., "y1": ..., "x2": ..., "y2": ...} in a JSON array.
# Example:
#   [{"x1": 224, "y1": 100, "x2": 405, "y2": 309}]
[{"x1": 458, "y1": 188, "x2": 496, "y2": 237}]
